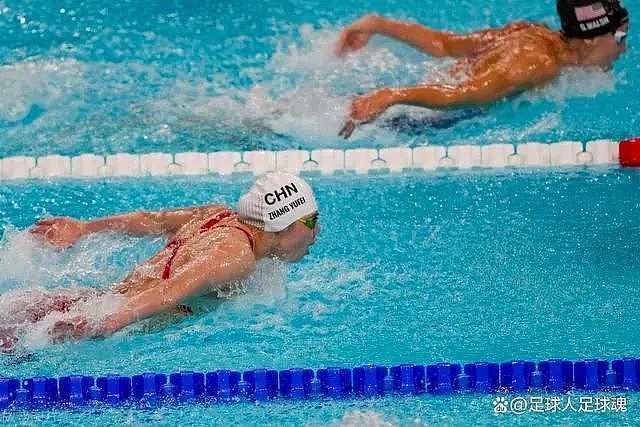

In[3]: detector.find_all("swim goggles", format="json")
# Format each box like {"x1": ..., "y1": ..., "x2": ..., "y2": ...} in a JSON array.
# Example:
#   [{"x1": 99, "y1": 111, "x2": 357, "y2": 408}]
[
  {"x1": 297, "y1": 213, "x2": 319, "y2": 230},
  {"x1": 614, "y1": 30, "x2": 627, "y2": 45}
]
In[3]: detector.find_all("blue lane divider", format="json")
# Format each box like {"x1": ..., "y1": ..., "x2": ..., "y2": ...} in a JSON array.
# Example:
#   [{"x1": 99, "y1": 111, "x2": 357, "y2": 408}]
[{"x1": 1, "y1": 358, "x2": 639, "y2": 410}]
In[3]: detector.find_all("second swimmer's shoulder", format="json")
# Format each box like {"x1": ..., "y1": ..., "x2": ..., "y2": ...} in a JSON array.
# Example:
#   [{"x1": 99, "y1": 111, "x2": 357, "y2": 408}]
[{"x1": 505, "y1": 21, "x2": 551, "y2": 30}]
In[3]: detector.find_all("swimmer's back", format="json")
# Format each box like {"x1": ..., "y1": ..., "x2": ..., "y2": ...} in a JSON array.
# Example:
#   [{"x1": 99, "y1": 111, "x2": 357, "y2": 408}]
[
  {"x1": 452, "y1": 23, "x2": 566, "y2": 84},
  {"x1": 112, "y1": 204, "x2": 250, "y2": 297}
]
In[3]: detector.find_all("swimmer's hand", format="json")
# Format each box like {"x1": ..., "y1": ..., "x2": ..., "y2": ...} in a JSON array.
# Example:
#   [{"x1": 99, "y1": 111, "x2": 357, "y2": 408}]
[
  {"x1": 339, "y1": 88, "x2": 395, "y2": 139},
  {"x1": 335, "y1": 15, "x2": 380, "y2": 57},
  {"x1": 29, "y1": 217, "x2": 88, "y2": 250},
  {"x1": 48, "y1": 316, "x2": 92, "y2": 343}
]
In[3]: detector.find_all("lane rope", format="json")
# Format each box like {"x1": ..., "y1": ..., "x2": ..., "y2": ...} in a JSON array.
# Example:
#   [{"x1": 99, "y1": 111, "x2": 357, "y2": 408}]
[
  {"x1": 1, "y1": 357, "x2": 638, "y2": 409},
  {"x1": 0, "y1": 139, "x2": 637, "y2": 181}
]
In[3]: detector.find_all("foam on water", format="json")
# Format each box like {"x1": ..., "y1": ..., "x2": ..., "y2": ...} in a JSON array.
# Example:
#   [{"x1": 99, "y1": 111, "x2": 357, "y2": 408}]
[
  {"x1": 0, "y1": 286, "x2": 124, "y2": 351},
  {"x1": 0, "y1": 227, "x2": 163, "y2": 292},
  {"x1": 453, "y1": 111, "x2": 561, "y2": 146},
  {"x1": 0, "y1": 58, "x2": 86, "y2": 123},
  {"x1": 334, "y1": 410, "x2": 398, "y2": 427},
  {"x1": 524, "y1": 67, "x2": 616, "y2": 103},
  {"x1": 0, "y1": 227, "x2": 49, "y2": 291}
]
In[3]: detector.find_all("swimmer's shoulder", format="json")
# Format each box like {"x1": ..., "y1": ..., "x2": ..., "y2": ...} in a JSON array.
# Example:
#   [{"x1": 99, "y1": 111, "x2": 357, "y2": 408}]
[
  {"x1": 200, "y1": 225, "x2": 257, "y2": 262},
  {"x1": 504, "y1": 22, "x2": 565, "y2": 55},
  {"x1": 503, "y1": 21, "x2": 552, "y2": 33},
  {"x1": 164, "y1": 204, "x2": 230, "y2": 242},
  {"x1": 501, "y1": 21, "x2": 559, "y2": 44},
  {"x1": 192, "y1": 204, "x2": 233, "y2": 220}
]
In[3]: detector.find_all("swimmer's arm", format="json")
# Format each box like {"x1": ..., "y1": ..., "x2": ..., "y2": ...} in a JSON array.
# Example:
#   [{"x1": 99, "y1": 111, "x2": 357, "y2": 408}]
[
  {"x1": 347, "y1": 16, "x2": 529, "y2": 58},
  {"x1": 391, "y1": 55, "x2": 560, "y2": 106},
  {"x1": 340, "y1": 54, "x2": 559, "y2": 137},
  {"x1": 31, "y1": 205, "x2": 227, "y2": 250},
  {"x1": 97, "y1": 238, "x2": 255, "y2": 335},
  {"x1": 84, "y1": 205, "x2": 226, "y2": 236}
]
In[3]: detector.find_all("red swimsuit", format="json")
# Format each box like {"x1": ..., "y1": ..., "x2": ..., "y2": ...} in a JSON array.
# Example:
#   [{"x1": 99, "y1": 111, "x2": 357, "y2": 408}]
[{"x1": 161, "y1": 210, "x2": 255, "y2": 280}]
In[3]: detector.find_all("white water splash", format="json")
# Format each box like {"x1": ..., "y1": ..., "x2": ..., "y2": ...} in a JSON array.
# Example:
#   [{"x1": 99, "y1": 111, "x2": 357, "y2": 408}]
[
  {"x1": 21, "y1": 290, "x2": 124, "y2": 350},
  {"x1": 231, "y1": 258, "x2": 289, "y2": 305},
  {"x1": 504, "y1": 66, "x2": 616, "y2": 118},
  {"x1": 333, "y1": 410, "x2": 398, "y2": 427},
  {"x1": 0, "y1": 284, "x2": 125, "y2": 351},
  {"x1": 458, "y1": 111, "x2": 561, "y2": 145},
  {"x1": 0, "y1": 227, "x2": 160, "y2": 292},
  {"x1": 0, "y1": 58, "x2": 87, "y2": 123},
  {"x1": 288, "y1": 259, "x2": 370, "y2": 293}
]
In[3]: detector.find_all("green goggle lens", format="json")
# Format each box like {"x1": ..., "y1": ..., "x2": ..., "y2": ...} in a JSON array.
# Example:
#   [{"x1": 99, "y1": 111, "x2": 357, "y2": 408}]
[{"x1": 298, "y1": 215, "x2": 318, "y2": 230}]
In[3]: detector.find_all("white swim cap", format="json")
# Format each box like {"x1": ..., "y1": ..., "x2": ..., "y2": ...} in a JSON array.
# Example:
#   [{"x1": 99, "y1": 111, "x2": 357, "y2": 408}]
[{"x1": 237, "y1": 171, "x2": 318, "y2": 232}]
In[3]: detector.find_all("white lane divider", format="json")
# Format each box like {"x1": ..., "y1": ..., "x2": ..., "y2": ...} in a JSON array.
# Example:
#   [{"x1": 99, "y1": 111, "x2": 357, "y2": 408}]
[{"x1": 0, "y1": 139, "x2": 637, "y2": 181}]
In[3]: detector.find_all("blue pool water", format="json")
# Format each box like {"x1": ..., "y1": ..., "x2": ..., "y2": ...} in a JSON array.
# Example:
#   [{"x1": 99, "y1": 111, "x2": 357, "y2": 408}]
[
  {"x1": 0, "y1": 0, "x2": 638, "y2": 156},
  {"x1": 0, "y1": 170, "x2": 639, "y2": 424}
]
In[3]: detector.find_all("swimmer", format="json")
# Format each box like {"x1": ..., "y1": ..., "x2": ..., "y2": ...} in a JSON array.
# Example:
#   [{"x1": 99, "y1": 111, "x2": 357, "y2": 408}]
[
  {"x1": 336, "y1": 0, "x2": 629, "y2": 138},
  {"x1": 4, "y1": 172, "x2": 320, "y2": 350}
]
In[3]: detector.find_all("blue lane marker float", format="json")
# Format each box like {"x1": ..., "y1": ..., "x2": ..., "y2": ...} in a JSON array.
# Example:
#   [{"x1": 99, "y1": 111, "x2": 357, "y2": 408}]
[{"x1": 1, "y1": 358, "x2": 639, "y2": 410}]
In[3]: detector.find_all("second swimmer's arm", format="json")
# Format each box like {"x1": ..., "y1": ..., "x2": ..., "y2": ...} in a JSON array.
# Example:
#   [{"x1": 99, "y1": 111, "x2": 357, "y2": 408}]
[
  {"x1": 337, "y1": 15, "x2": 527, "y2": 58},
  {"x1": 340, "y1": 54, "x2": 559, "y2": 138},
  {"x1": 371, "y1": 16, "x2": 480, "y2": 57},
  {"x1": 394, "y1": 54, "x2": 560, "y2": 106}
]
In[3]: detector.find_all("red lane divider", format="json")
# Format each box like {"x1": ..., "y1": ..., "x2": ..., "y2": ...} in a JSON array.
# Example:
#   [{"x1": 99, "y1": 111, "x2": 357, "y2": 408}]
[{"x1": 620, "y1": 138, "x2": 640, "y2": 167}]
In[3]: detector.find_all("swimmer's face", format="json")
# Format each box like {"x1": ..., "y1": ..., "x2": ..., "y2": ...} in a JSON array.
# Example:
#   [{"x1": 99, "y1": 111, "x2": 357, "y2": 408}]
[
  {"x1": 273, "y1": 213, "x2": 320, "y2": 262},
  {"x1": 588, "y1": 23, "x2": 629, "y2": 69}
]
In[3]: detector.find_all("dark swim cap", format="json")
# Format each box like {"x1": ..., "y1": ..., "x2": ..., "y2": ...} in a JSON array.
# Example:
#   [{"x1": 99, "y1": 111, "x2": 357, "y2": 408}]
[{"x1": 557, "y1": 0, "x2": 629, "y2": 39}]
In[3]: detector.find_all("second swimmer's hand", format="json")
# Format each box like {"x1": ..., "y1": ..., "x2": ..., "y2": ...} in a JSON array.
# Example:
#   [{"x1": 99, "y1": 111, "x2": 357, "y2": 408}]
[
  {"x1": 335, "y1": 15, "x2": 380, "y2": 57},
  {"x1": 29, "y1": 217, "x2": 89, "y2": 251},
  {"x1": 339, "y1": 88, "x2": 395, "y2": 139}
]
